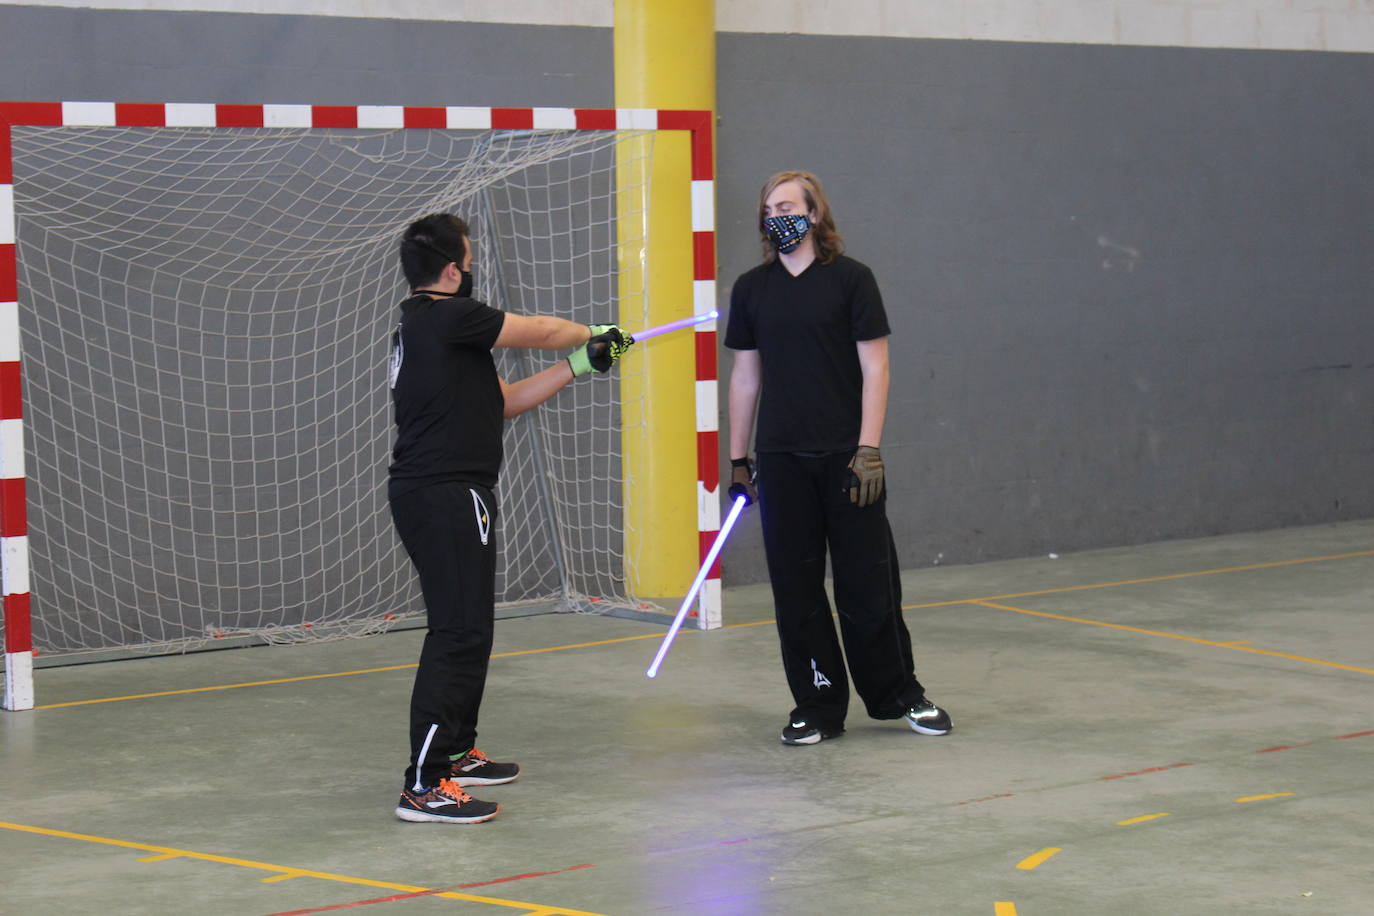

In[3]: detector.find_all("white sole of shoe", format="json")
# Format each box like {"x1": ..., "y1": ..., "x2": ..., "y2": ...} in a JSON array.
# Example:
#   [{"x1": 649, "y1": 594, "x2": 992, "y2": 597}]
[
  {"x1": 452, "y1": 773, "x2": 520, "y2": 787},
  {"x1": 905, "y1": 719, "x2": 951, "y2": 736},
  {"x1": 394, "y1": 805, "x2": 499, "y2": 824},
  {"x1": 780, "y1": 731, "x2": 822, "y2": 745}
]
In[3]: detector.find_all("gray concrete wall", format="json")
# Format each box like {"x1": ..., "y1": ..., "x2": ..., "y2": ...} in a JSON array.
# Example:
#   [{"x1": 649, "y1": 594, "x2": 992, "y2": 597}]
[
  {"x1": 0, "y1": 5, "x2": 610, "y2": 106},
  {"x1": 1, "y1": 5, "x2": 1370, "y2": 599},
  {"x1": 716, "y1": 34, "x2": 1374, "y2": 584}
]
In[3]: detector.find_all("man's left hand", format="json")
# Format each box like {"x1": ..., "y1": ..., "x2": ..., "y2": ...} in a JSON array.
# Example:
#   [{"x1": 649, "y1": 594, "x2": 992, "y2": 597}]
[{"x1": 847, "y1": 445, "x2": 884, "y2": 507}]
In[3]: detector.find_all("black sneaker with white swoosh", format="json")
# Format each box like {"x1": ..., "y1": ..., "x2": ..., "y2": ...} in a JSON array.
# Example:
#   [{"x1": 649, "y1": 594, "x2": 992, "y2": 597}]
[
  {"x1": 780, "y1": 718, "x2": 844, "y2": 745},
  {"x1": 449, "y1": 748, "x2": 520, "y2": 786},
  {"x1": 395, "y1": 778, "x2": 499, "y2": 823},
  {"x1": 903, "y1": 697, "x2": 953, "y2": 736}
]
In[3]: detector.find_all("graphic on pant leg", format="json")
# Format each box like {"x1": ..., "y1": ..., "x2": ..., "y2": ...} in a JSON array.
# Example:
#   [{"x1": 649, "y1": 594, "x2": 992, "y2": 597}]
[
  {"x1": 413, "y1": 722, "x2": 439, "y2": 791},
  {"x1": 811, "y1": 658, "x2": 833, "y2": 689},
  {"x1": 470, "y1": 489, "x2": 491, "y2": 546}
]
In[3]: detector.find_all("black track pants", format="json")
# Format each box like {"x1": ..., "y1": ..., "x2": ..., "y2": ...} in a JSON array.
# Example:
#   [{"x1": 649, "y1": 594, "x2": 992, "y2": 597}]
[
  {"x1": 756, "y1": 451, "x2": 925, "y2": 730},
  {"x1": 389, "y1": 481, "x2": 498, "y2": 791}
]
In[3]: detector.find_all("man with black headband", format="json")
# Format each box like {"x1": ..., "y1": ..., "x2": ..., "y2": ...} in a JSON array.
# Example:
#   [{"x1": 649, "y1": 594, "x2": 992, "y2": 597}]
[
  {"x1": 724, "y1": 171, "x2": 952, "y2": 747},
  {"x1": 388, "y1": 212, "x2": 631, "y2": 823}
]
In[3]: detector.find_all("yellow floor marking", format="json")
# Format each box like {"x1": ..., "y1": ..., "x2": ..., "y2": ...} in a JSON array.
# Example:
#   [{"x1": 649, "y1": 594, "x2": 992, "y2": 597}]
[
  {"x1": 0, "y1": 820, "x2": 607, "y2": 915},
  {"x1": 994, "y1": 903, "x2": 1019, "y2": 916},
  {"x1": 970, "y1": 600, "x2": 1374, "y2": 676},
  {"x1": 904, "y1": 549, "x2": 1374, "y2": 610},
  {"x1": 260, "y1": 872, "x2": 304, "y2": 883},
  {"x1": 1016, "y1": 847, "x2": 1062, "y2": 870},
  {"x1": 1235, "y1": 793, "x2": 1295, "y2": 803},
  {"x1": 30, "y1": 547, "x2": 1372, "y2": 710},
  {"x1": 1116, "y1": 813, "x2": 1170, "y2": 826},
  {"x1": 33, "y1": 633, "x2": 665, "y2": 710}
]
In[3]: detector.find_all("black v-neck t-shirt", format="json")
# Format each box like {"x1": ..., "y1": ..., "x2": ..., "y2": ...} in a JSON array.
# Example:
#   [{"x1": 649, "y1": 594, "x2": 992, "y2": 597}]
[
  {"x1": 387, "y1": 293, "x2": 507, "y2": 497},
  {"x1": 724, "y1": 254, "x2": 889, "y2": 453}
]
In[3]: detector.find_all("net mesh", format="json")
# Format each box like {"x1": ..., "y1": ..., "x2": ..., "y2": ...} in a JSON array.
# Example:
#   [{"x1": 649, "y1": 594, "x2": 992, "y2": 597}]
[{"x1": 8, "y1": 124, "x2": 657, "y2": 658}]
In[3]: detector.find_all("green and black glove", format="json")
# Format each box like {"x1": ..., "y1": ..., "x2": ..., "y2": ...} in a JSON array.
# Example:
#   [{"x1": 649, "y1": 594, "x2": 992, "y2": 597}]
[
  {"x1": 847, "y1": 445, "x2": 884, "y2": 507},
  {"x1": 568, "y1": 325, "x2": 633, "y2": 377},
  {"x1": 727, "y1": 457, "x2": 758, "y2": 507}
]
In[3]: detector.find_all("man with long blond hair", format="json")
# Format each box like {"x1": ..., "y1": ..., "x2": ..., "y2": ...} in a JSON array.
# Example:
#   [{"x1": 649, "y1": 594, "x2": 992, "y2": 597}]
[{"x1": 724, "y1": 171, "x2": 952, "y2": 745}]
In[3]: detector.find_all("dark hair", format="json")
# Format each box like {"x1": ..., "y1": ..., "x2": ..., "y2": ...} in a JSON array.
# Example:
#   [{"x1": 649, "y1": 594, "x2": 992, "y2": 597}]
[{"x1": 399, "y1": 213, "x2": 470, "y2": 288}]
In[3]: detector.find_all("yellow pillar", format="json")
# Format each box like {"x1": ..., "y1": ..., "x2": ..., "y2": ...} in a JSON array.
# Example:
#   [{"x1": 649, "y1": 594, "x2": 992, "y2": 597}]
[{"x1": 615, "y1": 0, "x2": 715, "y2": 601}]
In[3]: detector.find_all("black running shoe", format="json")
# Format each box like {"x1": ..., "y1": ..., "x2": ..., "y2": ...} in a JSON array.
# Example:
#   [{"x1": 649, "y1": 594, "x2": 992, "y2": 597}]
[
  {"x1": 780, "y1": 718, "x2": 844, "y2": 746},
  {"x1": 449, "y1": 748, "x2": 520, "y2": 786},
  {"x1": 903, "y1": 697, "x2": 952, "y2": 736},
  {"x1": 395, "y1": 778, "x2": 499, "y2": 824}
]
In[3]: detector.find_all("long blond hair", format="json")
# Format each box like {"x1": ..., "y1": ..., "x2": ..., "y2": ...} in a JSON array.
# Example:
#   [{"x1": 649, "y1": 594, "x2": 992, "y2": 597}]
[{"x1": 757, "y1": 170, "x2": 846, "y2": 264}]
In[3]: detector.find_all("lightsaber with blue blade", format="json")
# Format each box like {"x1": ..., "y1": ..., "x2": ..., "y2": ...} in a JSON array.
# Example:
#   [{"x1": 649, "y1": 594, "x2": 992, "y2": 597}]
[
  {"x1": 629, "y1": 310, "x2": 717, "y2": 344},
  {"x1": 645, "y1": 490, "x2": 749, "y2": 678}
]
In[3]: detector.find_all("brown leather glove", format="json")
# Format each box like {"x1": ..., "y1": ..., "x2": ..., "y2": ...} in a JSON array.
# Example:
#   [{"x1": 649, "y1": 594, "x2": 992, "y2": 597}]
[
  {"x1": 728, "y1": 457, "x2": 758, "y2": 507},
  {"x1": 847, "y1": 445, "x2": 884, "y2": 507}
]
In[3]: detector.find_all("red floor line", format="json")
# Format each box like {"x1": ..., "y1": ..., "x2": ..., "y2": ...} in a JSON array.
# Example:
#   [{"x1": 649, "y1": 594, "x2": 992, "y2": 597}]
[
  {"x1": 457, "y1": 864, "x2": 595, "y2": 889},
  {"x1": 953, "y1": 793, "x2": 1016, "y2": 806},
  {"x1": 260, "y1": 864, "x2": 595, "y2": 916},
  {"x1": 1099, "y1": 763, "x2": 1193, "y2": 781},
  {"x1": 1334, "y1": 730, "x2": 1374, "y2": 740}
]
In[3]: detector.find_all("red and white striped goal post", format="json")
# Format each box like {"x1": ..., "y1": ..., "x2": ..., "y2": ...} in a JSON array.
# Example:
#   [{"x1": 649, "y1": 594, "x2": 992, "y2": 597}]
[{"x1": 0, "y1": 102, "x2": 721, "y2": 712}]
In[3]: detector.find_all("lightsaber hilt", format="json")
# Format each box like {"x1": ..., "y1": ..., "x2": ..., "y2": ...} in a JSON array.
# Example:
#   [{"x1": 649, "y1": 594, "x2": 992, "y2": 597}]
[
  {"x1": 628, "y1": 310, "x2": 718, "y2": 344},
  {"x1": 645, "y1": 492, "x2": 749, "y2": 679}
]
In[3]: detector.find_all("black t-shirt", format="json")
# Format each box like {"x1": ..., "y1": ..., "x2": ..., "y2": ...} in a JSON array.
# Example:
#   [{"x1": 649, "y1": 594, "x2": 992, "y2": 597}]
[
  {"x1": 387, "y1": 293, "x2": 507, "y2": 497},
  {"x1": 724, "y1": 254, "x2": 890, "y2": 453}
]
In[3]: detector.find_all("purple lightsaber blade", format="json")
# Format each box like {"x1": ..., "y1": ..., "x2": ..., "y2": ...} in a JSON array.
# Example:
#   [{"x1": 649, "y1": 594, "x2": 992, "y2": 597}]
[
  {"x1": 629, "y1": 310, "x2": 718, "y2": 343},
  {"x1": 645, "y1": 492, "x2": 749, "y2": 678}
]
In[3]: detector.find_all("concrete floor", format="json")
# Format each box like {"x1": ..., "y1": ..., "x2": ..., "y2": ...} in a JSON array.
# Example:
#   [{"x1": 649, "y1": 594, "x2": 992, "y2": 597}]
[{"x1": 2, "y1": 519, "x2": 1372, "y2": 916}]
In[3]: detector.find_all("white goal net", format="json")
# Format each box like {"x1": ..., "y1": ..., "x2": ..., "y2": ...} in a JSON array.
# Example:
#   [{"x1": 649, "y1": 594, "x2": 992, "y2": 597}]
[{"x1": 8, "y1": 122, "x2": 657, "y2": 659}]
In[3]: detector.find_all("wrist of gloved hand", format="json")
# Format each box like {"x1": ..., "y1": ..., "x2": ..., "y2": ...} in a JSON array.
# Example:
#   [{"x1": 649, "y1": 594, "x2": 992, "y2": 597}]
[
  {"x1": 728, "y1": 457, "x2": 758, "y2": 506},
  {"x1": 847, "y1": 445, "x2": 884, "y2": 507},
  {"x1": 568, "y1": 326, "x2": 633, "y2": 377}
]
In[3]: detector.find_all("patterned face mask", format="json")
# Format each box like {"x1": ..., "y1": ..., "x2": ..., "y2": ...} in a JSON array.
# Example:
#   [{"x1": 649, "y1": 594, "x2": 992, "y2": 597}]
[{"x1": 762, "y1": 213, "x2": 812, "y2": 254}]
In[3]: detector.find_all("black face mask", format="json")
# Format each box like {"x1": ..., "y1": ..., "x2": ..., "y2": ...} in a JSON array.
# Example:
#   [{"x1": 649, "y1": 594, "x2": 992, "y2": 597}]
[{"x1": 457, "y1": 268, "x2": 473, "y2": 298}]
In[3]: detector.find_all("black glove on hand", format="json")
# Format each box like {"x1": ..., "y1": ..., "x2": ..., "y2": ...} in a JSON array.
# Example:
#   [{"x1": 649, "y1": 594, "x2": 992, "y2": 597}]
[
  {"x1": 728, "y1": 457, "x2": 758, "y2": 507},
  {"x1": 847, "y1": 445, "x2": 884, "y2": 507},
  {"x1": 568, "y1": 326, "x2": 633, "y2": 377}
]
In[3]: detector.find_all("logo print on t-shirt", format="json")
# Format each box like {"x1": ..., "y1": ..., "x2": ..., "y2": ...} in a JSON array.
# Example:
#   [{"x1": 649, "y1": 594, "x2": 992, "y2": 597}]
[
  {"x1": 470, "y1": 489, "x2": 491, "y2": 546},
  {"x1": 388, "y1": 324, "x2": 403, "y2": 390}
]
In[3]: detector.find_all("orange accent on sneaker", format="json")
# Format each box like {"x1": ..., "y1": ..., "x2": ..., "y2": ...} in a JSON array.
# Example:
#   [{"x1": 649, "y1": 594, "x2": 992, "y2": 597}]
[{"x1": 436, "y1": 778, "x2": 473, "y2": 802}]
